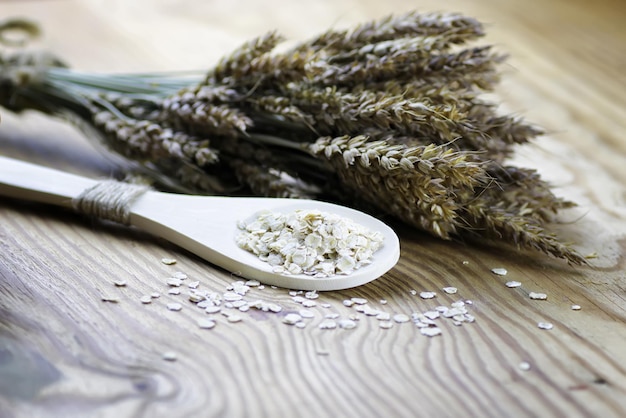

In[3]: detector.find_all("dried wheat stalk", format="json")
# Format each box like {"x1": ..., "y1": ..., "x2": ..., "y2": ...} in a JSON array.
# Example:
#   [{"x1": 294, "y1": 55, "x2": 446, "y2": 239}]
[{"x1": 0, "y1": 11, "x2": 586, "y2": 263}]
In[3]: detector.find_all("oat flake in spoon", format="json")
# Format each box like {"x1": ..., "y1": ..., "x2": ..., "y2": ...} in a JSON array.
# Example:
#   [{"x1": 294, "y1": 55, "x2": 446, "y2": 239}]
[{"x1": 236, "y1": 209, "x2": 384, "y2": 277}]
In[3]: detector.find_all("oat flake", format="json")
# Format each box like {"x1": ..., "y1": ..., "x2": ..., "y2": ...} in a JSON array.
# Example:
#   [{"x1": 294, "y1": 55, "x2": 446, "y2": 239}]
[
  {"x1": 299, "y1": 309, "x2": 315, "y2": 318},
  {"x1": 166, "y1": 278, "x2": 183, "y2": 287},
  {"x1": 319, "y1": 320, "x2": 337, "y2": 329},
  {"x1": 393, "y1": 314, "x2": 410, "y2": 323},
  {"x1": 236, "y1": 209, "x2": 384, "y2": 277},
  {"x1": 227, "y1": 314, "x2": 243, "y2": 323},
  {"x1": 506, "y1": 281, "x2": 522, "y2": 288},
  {"x1": 339, "y1": 319, "x2": 357, "y2": 329},
  {"x1": 197, "y1": 318, "x2": 216, "y2": 329},
  {"x1": 167, "y1": 303, "x2": 182, "y2": 311},
  {"x1": 491, "y1": 268, "x2": 507, "y2": 276},
  {"x1": 283, "y1": 313, "x2": 302, "y2": 325},
  {"x1": 420, "y1": 327, "x2": 442, "y2": 337}
]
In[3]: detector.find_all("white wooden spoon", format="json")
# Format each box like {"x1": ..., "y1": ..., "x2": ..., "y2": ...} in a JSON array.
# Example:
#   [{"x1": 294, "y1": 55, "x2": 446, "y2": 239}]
[{"x1": 0, "y1": 156, "x2": 400, "y2": 290}]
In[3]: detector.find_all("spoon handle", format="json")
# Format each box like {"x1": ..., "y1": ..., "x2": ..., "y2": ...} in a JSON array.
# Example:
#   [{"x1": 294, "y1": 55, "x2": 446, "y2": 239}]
[{"x1": 0, "y1": 156, "x2": 97, "y2": 208}]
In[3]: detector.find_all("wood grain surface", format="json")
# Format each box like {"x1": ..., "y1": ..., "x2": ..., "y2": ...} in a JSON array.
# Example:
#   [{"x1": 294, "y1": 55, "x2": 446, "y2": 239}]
[{"x1": 1, "y1": 1, "x2": 625, "y2": 417}]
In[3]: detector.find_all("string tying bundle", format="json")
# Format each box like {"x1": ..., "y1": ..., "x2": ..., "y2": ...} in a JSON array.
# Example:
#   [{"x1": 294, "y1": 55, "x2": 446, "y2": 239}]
[{"x1": 72, "y1": 180, "x2": 150, "y2": 225}]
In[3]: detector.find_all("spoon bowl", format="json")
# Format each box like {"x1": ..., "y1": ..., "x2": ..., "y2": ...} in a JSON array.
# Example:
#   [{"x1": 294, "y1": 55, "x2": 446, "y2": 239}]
[{"x1": 0, "y1": 156, "x2": 400, "y2": 290}]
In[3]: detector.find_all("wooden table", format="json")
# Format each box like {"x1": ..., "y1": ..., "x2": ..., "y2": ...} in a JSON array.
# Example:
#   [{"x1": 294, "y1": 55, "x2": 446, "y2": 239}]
[{"x1": 1, "y1": 1, "x2": 625, "y2": 416}]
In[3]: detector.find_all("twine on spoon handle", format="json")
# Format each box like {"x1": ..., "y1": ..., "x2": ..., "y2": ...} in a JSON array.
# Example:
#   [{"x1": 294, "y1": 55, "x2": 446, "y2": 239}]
[{"x1": 72, "y1": 180, "x2": 150, "y2": 225}]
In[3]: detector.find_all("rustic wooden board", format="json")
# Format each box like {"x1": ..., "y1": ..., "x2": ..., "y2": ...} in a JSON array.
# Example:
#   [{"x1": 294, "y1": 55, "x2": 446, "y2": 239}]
[{"x1": 1, "y1": 1, "x2": 625, "y2": 417}]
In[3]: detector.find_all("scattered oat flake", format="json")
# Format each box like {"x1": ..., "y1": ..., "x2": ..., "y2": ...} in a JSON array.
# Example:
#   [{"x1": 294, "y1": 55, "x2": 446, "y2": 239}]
[
  {"x1": 506, "y1": 281, "x2": 522, "y2": 288},
  {"x1": 343, "y1": 299, "x2": 355, "y2": 307},
  {"x1": 420, "y1": 327, "x2": 442, "y2": 337},
  {"x1": 151, "y1": 292, "x2": 160, "y2": 298},
  {"x1": 442, "y1": 287, "x2": 457, "y2": 294},
  {"x1": 197, "y1": 318, "x2": 216, "y2": 329},
  {"x1": 462, "y1": 260, "x2": 469, "y2": 265},
  {"x1": 491, "y1": 268, "x2": 507, "y2": 276},
  {"x1": 162, "y1": 351, "x2": 177, "y2": 361},
  {"x1": 351, "y1": 297, "x2": 368, "y2": 305},
  {"x1": 319, "y1": 320, "x2": 337, "y2": 329},
  {"x1": 113, "y1": 280, "x2": 127, "y2": 287},
  {"x1": 168, "y1": 288, "x2": 181, "y2": 295},
  {"x1": 376, "y1": 312, "x2": 391, "y2": 321},
  {"x1": 232, "y1": 282, "x2": 250, "y2": 295},
  {"x1": 101, "y1": 296, "x2": 119, "y2": 303},
  {"x1": 529, "y1": 292, "x2": 548, "y2": 300},
  {"x1": 380, "y1": 299, "x2": 387, "y2": 305},
  {"x1": 320, "y1": 303, "x2": 331, "y2": 308},
  {"x1": 424, "y1": 311, "x2": 440, "y2": 320},
  {"x1": 223, "y1": 292, "x2": 243, "y2": 302},
  {"x1": 167, "y1": 303, "x2": 182, "y2": 311},
  {"x1": 571, "y1": 305, "x2": 582, "y2": 311},
  {"x1": 172, "y1": 271, "x2": 187, "y2": 280},
  {"x1": 231, "y1": 300, "x2": 247, "y2": 308},
  {"x1": 188, "y1": 291, "x2": 205, "y2": 303},
  {"x1": 302, "y1": 300, "x2": 317, "y2": 308},
  {"x1": 161, "y1": 258, "x2": 177, "y2": 265},
  {"x1": 339, "y1": 319, "x2": 357, "y2": 329},
  {"x1": 167, "y1": 278, "x2": 183, "y2": 287},
  {"x1": 379, "y1": 321, "x2": 393, "y2": 329},
  {"x1": 187, "y1": 281, "x2": 200, "y2": 289},
  {"x1": 283, "y1": 313, "x2": 302, "y2": 325},
  {"x1": 140, "y1": 295, "x2": 152, "y2": 304},
  {"x1": 393, "y1": 314, "x2": 410, "y2": 323},
  {"x1": 295, "y1": 322, "x2": 307, "y2": 329},
  {"x1": 519, "y1": 361, "x2": 531, "y2": 371},
  {"x1": 420, "y1": 291, "x2": 436, "y2": 299},
  {"x1": 245, "y1": 280, "x2": 261, "y2": 287},
  {"x1": 538, "y1": 322, "x2": 553, "y2": 330},
  {"x1": 410, "y1": 289, "x2": 417, "y2": 296},
  {"x1": 299, "y1": 309, "x2": 315, "y2": 319},
  {"x1": 305, "y1": 291, "x2": 319, "y2": 299},
  {"x1": 227, "y1": 314, "x2": 243, "y2": 323},
  {"x1": 268, "y1": 303, "x2": 282, "y2": 313}
]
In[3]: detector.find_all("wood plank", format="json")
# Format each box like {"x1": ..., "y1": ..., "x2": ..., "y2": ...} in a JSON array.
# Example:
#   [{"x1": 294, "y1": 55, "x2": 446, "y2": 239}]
[{"x1": 1, "y1": 0, "x2": 625, "y2": 417}]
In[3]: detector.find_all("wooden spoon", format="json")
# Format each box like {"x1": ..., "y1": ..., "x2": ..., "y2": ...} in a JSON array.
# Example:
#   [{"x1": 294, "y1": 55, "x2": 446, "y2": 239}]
[{"x1": 0, "y1": 156, "x2": 400, "y2": 290}]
